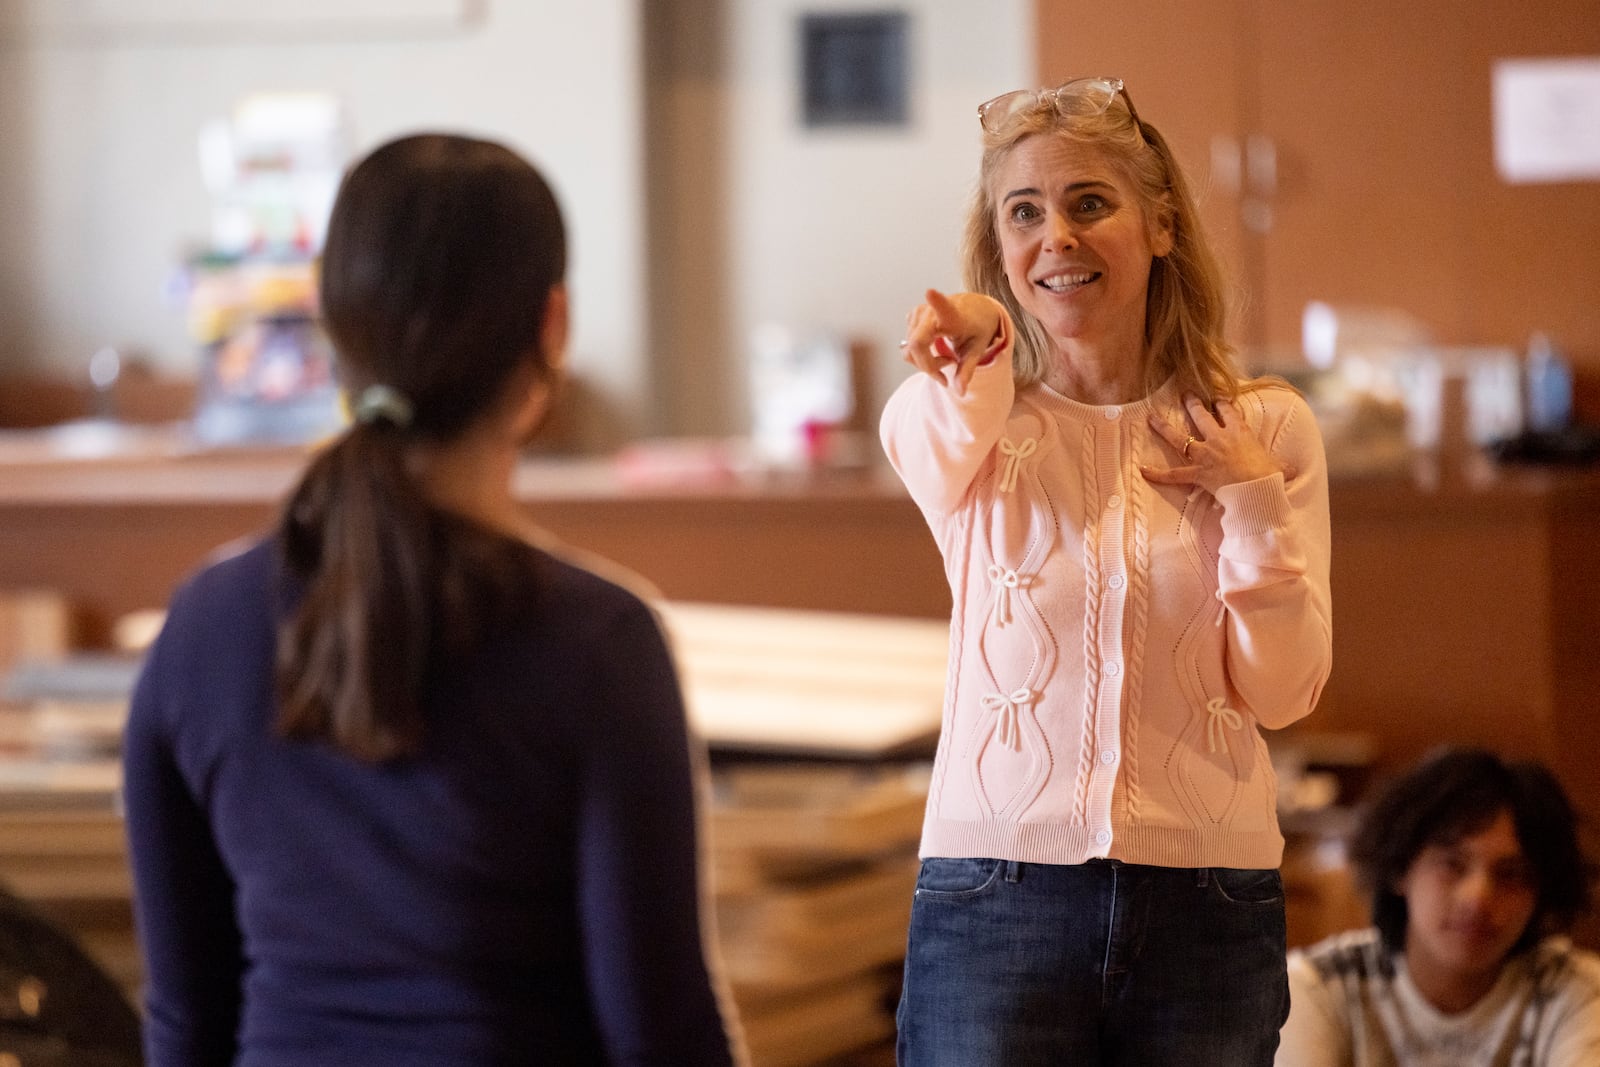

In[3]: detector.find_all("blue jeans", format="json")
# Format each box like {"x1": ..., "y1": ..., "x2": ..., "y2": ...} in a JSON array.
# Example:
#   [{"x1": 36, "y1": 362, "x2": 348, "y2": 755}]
[{"x1": 896, "y1": 858, "x2": 1288, "y2": 1066}]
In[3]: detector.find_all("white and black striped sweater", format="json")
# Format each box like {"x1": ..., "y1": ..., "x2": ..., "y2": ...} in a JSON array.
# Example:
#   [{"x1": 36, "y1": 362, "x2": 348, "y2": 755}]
[{"x1": 1280, "y1": 929, "x2": 1600, "y2": 1067}]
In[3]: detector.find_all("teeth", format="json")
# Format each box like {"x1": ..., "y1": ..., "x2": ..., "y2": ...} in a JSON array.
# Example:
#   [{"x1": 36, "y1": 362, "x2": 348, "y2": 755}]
[{"x1": 1040, "y1": 272, "x2": 1096, "y2": 292}]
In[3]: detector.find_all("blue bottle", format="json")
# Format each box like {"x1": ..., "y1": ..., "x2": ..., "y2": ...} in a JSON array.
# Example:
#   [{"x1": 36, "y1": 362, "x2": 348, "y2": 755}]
[{"x1": 1525, "y1": 332, "x2": 1573, "y2": 434}]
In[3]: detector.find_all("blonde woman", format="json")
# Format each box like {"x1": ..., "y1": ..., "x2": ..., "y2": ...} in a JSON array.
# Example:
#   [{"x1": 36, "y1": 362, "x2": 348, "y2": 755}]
[{"x1": 881, "y1": 77, "x2": 1332, "y2": 1065}]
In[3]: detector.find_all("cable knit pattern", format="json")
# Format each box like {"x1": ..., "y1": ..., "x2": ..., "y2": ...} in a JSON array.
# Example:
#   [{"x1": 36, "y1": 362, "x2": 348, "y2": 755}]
[
  {"x1": 1074, "y1": 416, "x2": 1102, "y2": 828},
  {"x1": 1124, "y1": 430, "x2": 1153, "y2": 821},
  {"x1": 880, "y1": 334, "x2": 1332, "y2": 870}
]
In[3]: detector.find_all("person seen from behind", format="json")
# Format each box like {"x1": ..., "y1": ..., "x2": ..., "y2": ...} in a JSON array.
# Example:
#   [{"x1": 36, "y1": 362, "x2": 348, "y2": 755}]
[{"x1": 122, "y1": 132, "x2": 740, "y2": 1067}]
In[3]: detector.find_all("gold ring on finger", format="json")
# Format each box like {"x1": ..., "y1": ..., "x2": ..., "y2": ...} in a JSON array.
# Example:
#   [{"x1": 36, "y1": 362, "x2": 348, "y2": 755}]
[{"x1": 1183, "y1": 435, "x2": 1197, "y2": 460}]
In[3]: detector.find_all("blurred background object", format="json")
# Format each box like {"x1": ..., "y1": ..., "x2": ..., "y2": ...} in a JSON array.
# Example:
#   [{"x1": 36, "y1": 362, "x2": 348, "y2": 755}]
[{"x1": 182, "y1": 92, "x2": 346, "y2": 446}]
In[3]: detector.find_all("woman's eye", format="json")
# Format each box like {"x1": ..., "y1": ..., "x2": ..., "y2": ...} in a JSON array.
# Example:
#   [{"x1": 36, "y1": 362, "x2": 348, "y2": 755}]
[
  {"x1": 1008, "y1": 203, "x2": 1041, "y2": 224},
  {"x1": 1076, "y1": 195, "x2": 1108, "y2": 215}
]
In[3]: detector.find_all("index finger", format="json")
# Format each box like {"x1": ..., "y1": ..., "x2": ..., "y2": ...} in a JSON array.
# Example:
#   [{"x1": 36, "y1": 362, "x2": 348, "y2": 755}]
[{"x1": 924, "y1": 288, "x2": 960, "y2": 327}]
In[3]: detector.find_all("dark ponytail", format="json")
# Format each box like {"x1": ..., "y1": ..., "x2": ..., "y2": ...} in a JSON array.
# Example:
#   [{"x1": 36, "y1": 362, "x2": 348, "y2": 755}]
[{"x1": 275, "y1": 134, "x2": 566, "y2": 762}]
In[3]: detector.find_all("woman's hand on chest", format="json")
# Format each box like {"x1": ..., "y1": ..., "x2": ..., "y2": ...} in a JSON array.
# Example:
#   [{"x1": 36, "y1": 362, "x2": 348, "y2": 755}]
[{"x1": 1141, "y1": 394, "x2": 1294, "y2": 496}]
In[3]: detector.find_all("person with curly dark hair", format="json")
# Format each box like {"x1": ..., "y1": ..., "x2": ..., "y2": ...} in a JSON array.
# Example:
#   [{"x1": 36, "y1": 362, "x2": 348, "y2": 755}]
[{"x1": 1278, "y1": 746, "x2": 1600, "y2": 1066}]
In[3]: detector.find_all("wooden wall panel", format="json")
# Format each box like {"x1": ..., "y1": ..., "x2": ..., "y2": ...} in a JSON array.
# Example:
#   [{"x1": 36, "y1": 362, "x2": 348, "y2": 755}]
[
  {"x1": 1034, "y1": 0, "x2": 1252, "y2": 330},
  {"x1": 1036, "y1": 0, "x2": 1600, "y2": 407}
]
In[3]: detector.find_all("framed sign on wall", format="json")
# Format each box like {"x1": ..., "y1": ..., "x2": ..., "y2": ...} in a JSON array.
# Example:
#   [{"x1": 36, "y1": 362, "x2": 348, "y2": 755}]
[{"x1": 799, "y1": 11, "x2": 910, "y2": 128}]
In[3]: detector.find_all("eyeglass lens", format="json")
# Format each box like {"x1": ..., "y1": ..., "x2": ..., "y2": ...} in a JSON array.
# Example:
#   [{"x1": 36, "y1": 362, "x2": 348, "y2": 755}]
[
  {"x1": 1050, "y1": 79, "x2": 1119, "y2": 116},
  {"x1": 979, "y1": 78, "x2": 1128, "y2": 132}
]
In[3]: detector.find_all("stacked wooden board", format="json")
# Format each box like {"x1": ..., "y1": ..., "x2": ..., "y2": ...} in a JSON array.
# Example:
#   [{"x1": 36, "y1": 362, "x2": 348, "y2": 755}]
[{"x1": 662, "y1": 603, "x2": 948, "y2": 1066}]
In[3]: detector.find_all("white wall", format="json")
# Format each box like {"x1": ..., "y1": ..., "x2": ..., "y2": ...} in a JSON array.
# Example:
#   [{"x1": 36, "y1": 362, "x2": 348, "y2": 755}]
[
  {"x1": 0, "y1": 2, "x2": 647, "y2": 445},
  {"x1": 647, "y1": 0, "x2": 1031, "y2": 435},
  {"x1": 0, "y1": 0, "x2": 1032, "y2": 442}
]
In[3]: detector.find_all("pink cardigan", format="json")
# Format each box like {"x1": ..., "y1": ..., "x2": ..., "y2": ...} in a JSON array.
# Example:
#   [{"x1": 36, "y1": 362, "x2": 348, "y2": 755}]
[{"x1": 880, "y1": 337, "x2": 1331, "y2": 870}]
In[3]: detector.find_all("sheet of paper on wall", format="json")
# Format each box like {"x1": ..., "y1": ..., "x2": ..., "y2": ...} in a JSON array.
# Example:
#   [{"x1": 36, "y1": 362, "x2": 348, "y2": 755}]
[{"x1": 1493, "y1": 58, "x2": 1600, "y2": 183}]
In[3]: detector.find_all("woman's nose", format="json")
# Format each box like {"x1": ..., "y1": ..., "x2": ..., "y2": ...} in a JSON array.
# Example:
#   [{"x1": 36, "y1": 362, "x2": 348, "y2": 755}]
[{"x1": 1044, "y1": 214, "x2": 1078, "y2": 251}]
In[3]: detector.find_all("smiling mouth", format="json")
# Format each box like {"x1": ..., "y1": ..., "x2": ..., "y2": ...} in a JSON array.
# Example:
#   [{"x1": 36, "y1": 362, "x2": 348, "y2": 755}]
[{"x1": 1037, "y1": 271, "x2": 1100, "y2": 293}]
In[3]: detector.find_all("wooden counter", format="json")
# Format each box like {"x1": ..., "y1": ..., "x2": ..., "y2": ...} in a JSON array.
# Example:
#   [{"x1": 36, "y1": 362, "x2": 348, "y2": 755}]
[
  {"x1": 0, "y1": 437, "x2": 950, "y2": 637},
  {"x1": 1316, "y1": 456, "x2": 1600, "y2": 769},
  {"x1": 2, "y1": 433, "x2": 1598, "y2": 810}
]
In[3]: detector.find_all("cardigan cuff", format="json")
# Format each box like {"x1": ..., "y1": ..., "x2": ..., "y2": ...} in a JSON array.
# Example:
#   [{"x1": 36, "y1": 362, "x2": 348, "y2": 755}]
[{"x1": 1214, "y1": 472, "x2": 1292, "y2": 537}]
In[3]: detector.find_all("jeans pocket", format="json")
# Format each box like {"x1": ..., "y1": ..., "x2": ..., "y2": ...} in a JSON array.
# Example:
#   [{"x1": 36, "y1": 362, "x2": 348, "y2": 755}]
[
  {"x1": 913, "y1": 857, "x2": 1005, "y2": 901},
  {"x1": 1206, "y1": 867, "x2": 1284, "y2": 906}
]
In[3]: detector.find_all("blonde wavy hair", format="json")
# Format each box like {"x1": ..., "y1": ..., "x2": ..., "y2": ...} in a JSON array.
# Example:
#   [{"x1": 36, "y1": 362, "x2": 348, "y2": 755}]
[{"x1": 962, "y1": 85, "x2": 1243, "y2": 403}]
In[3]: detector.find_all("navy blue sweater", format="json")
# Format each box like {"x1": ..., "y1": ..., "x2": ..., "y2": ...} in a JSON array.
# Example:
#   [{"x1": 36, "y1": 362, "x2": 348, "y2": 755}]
[{"x1": 123, "y1": 536, "x2": 735, "y2": 1066}]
